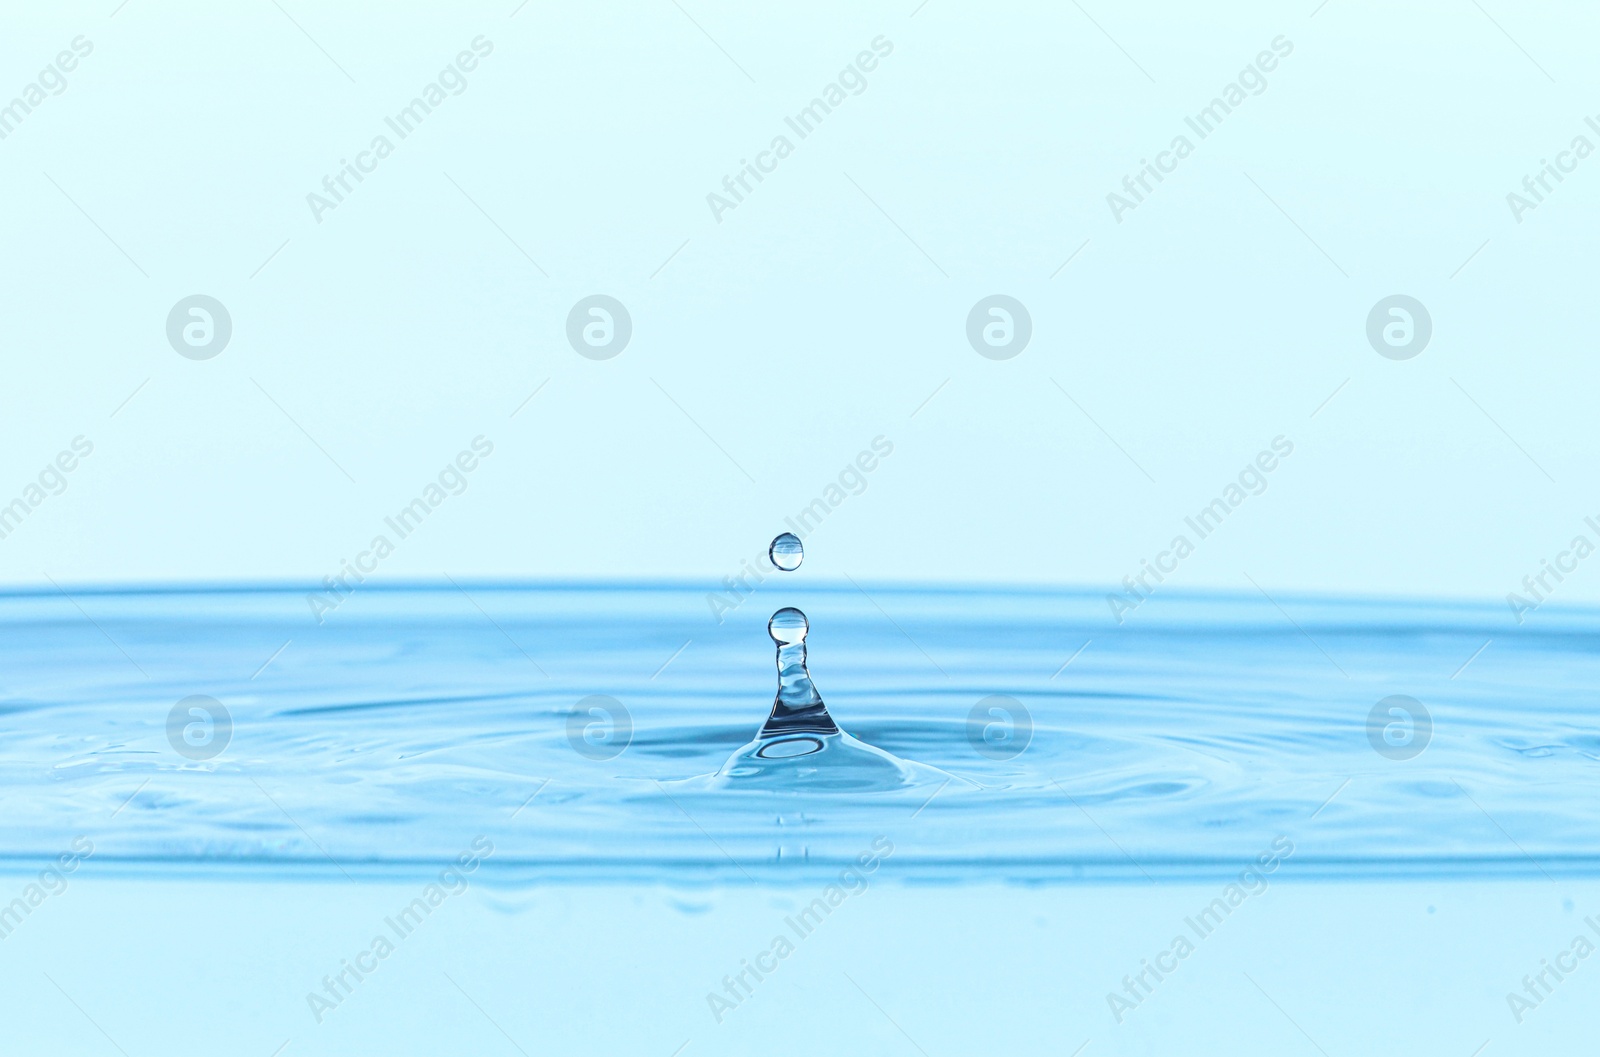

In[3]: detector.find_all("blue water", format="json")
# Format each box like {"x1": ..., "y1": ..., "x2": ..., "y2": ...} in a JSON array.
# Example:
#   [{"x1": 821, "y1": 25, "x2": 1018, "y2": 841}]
[
  {"x1": 6, "y1": 582, "x2": 1596, "y2": 878},
  {"x1": 5, "y1": 583, "x2": 1599, "y2": 1054}
]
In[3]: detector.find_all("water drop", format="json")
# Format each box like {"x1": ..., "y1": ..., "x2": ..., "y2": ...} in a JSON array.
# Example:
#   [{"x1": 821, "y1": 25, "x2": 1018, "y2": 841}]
[
  {"x1": 700, "y1": 544, "x2": 953, "y2": 793},
  {"x1": 767, "y1": 606, "x2": 808, "y2": 646},
  {"x1": 769, "y1": 533, "x2": 803, "y2": 571}
]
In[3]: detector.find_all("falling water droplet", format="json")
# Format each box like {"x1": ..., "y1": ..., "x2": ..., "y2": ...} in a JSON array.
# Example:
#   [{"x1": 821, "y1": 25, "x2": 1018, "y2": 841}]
[
  {"x1": 769, "y1": 533, "x2": 804, "y2": 572},
  {"x1": 696, "y1": 540, "x2": 953, "y2": 793}
]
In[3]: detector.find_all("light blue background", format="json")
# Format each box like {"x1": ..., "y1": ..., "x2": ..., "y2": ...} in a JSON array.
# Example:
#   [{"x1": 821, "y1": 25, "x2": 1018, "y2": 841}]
[{"x1": 2, "y1": 0, "x2": 1596, "y2": 611}]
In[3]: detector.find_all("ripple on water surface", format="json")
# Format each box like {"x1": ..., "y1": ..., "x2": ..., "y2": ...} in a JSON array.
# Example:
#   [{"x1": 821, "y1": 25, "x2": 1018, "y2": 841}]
[{"x1": 4, "y1": 583, "x2": 1600, "y2": 882}]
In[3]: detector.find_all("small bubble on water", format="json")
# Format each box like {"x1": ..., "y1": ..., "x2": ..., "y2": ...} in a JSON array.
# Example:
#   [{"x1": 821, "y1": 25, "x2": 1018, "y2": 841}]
[{"x1": 769, "y1": 533, "x2": 803, "y2": 571}]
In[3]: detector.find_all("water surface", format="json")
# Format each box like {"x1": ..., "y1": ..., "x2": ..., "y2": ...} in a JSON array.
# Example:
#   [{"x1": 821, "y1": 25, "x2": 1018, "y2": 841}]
[{"x1": 5, "y1": 581, "x2": 1595, "y2": 884}]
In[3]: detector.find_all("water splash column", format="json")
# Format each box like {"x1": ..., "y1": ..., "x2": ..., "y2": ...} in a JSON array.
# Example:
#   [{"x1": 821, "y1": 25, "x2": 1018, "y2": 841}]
[{"x1": 759, "y1": 606, "x2": 838, "y2": 738}]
